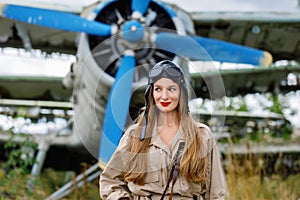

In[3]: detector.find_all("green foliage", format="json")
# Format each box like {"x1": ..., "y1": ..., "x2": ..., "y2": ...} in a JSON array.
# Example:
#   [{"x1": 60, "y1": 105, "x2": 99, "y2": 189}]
[
  {"x1": 0, "y1": 168, "x2": 100, "y2": 199},
  {"x1": 0, "y1": 168, "x2": 31, "y2": 197},
  {"x1": 269, "y1": 94, "x2": 284, "y2": 114},
  {"x1": 237, "y1": 103, "x2": 248, "y2": 112},
  {"x1": 249, "y1": 130, "x2": 263, "y2": 142},
  {"x1": 2, "y1": 134, "x2": 37, "y2": 175},
  {"x1": 224, "y1": 96, "x2": 249, "y2": 112}
]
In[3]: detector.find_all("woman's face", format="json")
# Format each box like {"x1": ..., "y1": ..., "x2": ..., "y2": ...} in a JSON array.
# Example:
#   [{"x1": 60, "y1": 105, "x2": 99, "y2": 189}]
[{"x1": 153, "y1": 78, "x2": 180, "y2": 113}]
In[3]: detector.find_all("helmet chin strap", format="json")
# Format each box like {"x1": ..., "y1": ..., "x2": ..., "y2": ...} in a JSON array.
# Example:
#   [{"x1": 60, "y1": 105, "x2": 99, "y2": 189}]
[
  {"x1": 140, "y1": 84, "x2": 152, "y2": 141},
  {"x1": 140, "y1": 114, "x2": 147, "y2": 141}
]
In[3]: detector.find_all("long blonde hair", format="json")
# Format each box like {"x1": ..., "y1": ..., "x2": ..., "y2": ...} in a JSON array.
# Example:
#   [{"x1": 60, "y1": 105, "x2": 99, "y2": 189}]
[{"x1": 123, "y1": 84, "x2": 208, "y2": 184}]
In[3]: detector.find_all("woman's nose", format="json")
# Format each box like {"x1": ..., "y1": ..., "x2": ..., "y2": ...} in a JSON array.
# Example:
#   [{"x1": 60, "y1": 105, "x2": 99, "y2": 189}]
[{"x1": 161, "y1": 89, "x2": 169, "y2": 99}]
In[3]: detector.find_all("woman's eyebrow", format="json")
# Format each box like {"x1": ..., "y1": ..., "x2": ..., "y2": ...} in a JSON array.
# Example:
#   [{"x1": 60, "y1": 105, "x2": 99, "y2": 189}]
[{"x1": 154, "y1": 83, "x2": 177, "y2": 87}]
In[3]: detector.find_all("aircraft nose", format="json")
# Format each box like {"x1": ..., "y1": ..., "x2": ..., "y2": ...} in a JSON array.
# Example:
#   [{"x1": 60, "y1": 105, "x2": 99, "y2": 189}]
[{"x1": 122, "y1": 20, "x2": 145, "y2": 43}]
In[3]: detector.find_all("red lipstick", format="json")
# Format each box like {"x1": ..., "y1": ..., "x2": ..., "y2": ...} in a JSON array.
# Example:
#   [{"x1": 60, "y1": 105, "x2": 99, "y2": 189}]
[{"x1": 160, "y1": 102, "x2": 171, "y2": 107}]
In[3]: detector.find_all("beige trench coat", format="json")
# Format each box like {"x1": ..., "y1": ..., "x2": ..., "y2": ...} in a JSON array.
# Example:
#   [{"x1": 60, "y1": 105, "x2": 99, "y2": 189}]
[{"x1": 100, "y1": 122, "x2": 226, "y2": 200}]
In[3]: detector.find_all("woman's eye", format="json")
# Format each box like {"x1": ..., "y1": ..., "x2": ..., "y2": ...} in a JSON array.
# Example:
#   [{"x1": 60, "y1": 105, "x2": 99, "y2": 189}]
[
  {"x1": 154, "y1": 87, "x2": 161, "y2": 92},
  {"x1": 169, "y1": 87, "x2": 176, "y2": 92}
]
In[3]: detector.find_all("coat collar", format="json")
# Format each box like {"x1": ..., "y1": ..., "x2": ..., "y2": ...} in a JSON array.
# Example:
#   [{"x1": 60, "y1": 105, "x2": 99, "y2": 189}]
[{"x1": 149, "y1": 119, "x2": 185, "y2": 157}]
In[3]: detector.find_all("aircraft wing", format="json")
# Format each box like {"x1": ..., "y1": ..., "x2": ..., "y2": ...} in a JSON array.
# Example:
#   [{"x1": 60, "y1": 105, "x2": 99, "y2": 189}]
[
  {"x1": 0, "y1": 14, "x2": 77, "y2": 54},
  {"x1": 191, "y1": 64, "x2": 300, "y2": 99},
  {"x1": 0, "y1": 75, "x2": 72, "y2": 100},
  {"x1": 189, "y1": 10, "x2": 300, "y2": 62}
]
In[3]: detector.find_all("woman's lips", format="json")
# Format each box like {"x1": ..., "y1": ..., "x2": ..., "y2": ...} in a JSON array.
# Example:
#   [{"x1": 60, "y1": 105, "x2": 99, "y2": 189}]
[{"x1": 160, "y1": 102, "x2": 171, "y2": 107}]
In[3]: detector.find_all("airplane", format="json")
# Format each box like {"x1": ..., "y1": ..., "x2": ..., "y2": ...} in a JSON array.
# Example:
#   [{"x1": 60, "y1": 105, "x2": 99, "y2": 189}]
[{"x1": 0, "y1": 0, "x2": 300, "y2": 195}]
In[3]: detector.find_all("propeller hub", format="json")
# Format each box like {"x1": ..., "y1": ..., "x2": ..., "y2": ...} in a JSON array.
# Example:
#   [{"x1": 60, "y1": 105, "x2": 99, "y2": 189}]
[{"x1": 122, "y1": 20, "x2": 144, "y2": 43}]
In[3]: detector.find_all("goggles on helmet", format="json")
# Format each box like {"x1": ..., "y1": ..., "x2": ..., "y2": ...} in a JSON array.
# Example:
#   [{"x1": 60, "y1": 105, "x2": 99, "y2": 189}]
[{"x1": 148, "y1": 61, "x2": 185, "y2": 85}]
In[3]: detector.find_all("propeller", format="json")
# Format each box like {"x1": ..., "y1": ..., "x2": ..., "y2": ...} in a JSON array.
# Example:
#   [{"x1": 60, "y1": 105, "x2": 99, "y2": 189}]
[
  {"x1": 132, "y1": 0, "x2": 151, "y2": 16},
  {"x1": 0, "y1": 4, "x2": 115, "y2": 36},
  {"x1": 98, "y1": 51, "x2": 136, "y2": 164},
  {"x1": 0, "y1": 2, "x2": 273, "y2": 66},
  {"x1": 154, "y1": 32, "x2": 273, "y2": 67}
]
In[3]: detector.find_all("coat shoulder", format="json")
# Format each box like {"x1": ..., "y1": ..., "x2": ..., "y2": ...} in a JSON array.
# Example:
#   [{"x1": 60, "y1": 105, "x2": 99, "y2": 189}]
[{"x1": 194, "y1": 122, "x2": 213, "y2": 139}]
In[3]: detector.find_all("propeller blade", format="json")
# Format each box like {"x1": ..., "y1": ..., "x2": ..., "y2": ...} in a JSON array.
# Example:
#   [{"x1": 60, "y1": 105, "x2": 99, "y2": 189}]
[
  {"x1": 190, "y1": 35, "x2": 272, "y2": 67},
  {"x1": 131, "y1": 0, "x2": 151, "y2": 16},
  {"x1": 0, "y1": 4, "x2": 113, "y2": 36},
  {"x1": 98, "y1": 51, "x2": 136, "y2": 164},
  {"x1": 154, "y1": 32, "x2": 272, "y2": 67}
]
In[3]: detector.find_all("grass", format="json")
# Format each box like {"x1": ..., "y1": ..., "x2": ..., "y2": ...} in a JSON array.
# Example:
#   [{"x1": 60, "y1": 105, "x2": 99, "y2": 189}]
[
  {"x1": 0, "y1": 159, "x2": 299, "y2": 200},
  {"x1": 0, "y1": 167, "x2": 100, "y2": 200},
  {"x1": 227, "y1": 173, "x2": 300, "y2": 199},
  {"x1": 225, "y1": 154, "x2": 300, "y2": 200},
  {"x1": 1, "y1": 133, "x2": 299, "y2": 200}
]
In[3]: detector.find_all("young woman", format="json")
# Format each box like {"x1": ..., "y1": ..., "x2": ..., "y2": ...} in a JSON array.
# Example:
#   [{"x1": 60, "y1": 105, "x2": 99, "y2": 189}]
[{"x1": 100, "y1": 60, "x2": 226, "y2": 199}]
